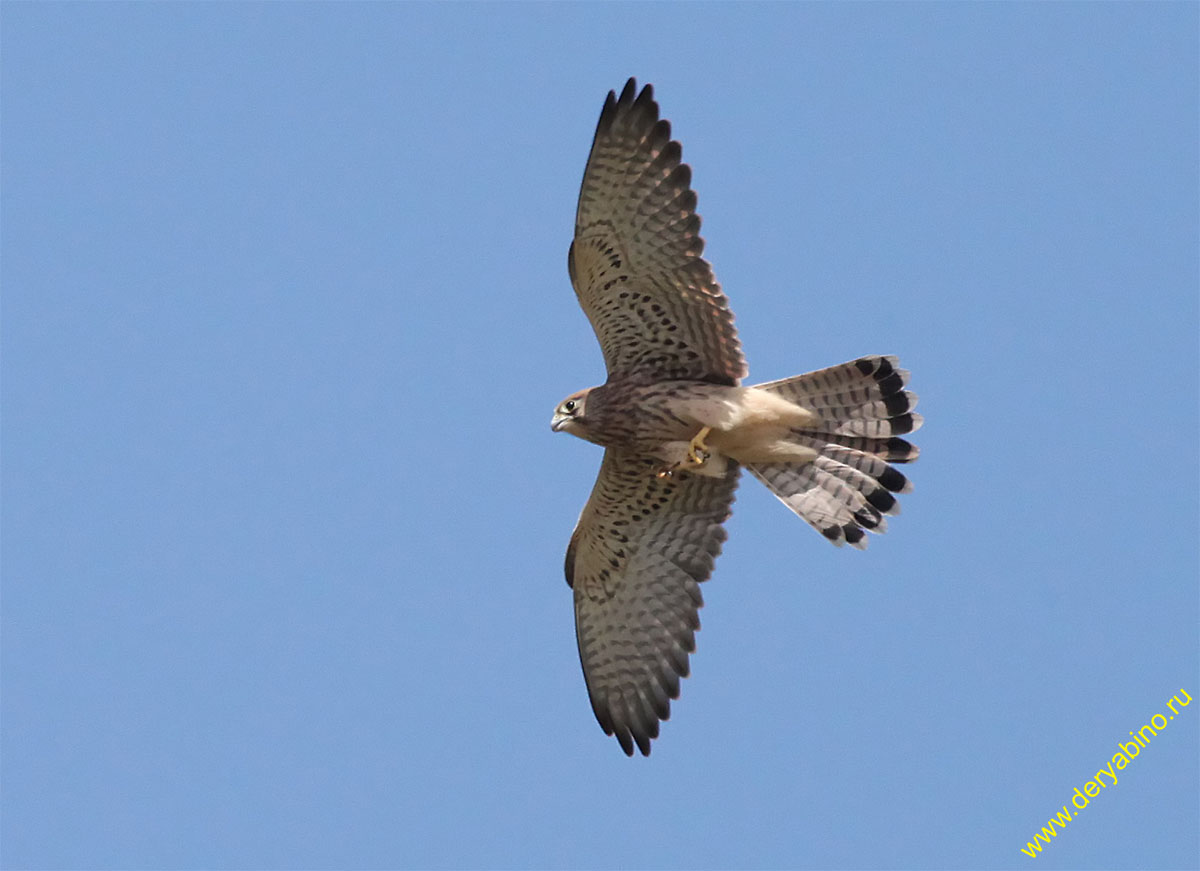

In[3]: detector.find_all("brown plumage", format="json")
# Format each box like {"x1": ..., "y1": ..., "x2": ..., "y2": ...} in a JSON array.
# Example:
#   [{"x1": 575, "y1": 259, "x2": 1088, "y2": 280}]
[{"x1": 552, "y1": 79, "x2": 922, "y2": 756}]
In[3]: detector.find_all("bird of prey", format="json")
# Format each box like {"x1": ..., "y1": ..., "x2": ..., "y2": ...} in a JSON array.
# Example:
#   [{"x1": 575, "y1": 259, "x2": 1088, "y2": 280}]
[{"x1": 552, "y1": 79, "x2": 922, "y2": 756}]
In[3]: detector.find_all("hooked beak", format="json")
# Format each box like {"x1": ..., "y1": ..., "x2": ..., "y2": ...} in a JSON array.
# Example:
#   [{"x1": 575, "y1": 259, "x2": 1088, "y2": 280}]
[{"x1": 551, "y1": 414, "x2": 568, "y2": 432}]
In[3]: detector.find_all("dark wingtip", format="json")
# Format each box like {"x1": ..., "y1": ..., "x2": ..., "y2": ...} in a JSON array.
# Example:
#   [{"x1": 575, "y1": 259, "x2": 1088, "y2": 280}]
[
  {"x1": 595, "y1": 89, "x2": 619, "y2": 137},
  {"x1": 630, "y1": 78, "x2": 653, "y2": 108},
  {"x1": 597, "y1": 78, "x2": 660, "y2": 142},
  {"x1": 598, "y1": 79, "x2": 638, "y2": 136},
  {"x1": 615, "y1": 729, "x2": 634, "y2": 756}
]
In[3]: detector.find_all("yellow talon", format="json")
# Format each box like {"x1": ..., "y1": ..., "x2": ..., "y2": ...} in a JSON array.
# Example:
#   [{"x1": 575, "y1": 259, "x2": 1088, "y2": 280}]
[
  {"x1": 655, "y1": 428, "x2": 714, "y2": 479},
  {"x1": 687, "y1": 427, "x2": 712, "y2": 465}
]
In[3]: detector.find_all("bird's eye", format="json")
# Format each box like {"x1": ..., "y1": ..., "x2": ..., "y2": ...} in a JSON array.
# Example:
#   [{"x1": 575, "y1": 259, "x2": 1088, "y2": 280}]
[{"x1": 563, "y1": 400, "x2": 577, "y2": 413}]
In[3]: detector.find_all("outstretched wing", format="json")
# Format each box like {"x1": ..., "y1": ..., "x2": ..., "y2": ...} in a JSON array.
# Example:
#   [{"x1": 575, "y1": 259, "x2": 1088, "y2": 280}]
[
  {"x1": 569, "y1": 78, "x2": 746, "y2": 386},
  {"x1": 565, "y1": 449, "x2": 740, "y2": 756}
]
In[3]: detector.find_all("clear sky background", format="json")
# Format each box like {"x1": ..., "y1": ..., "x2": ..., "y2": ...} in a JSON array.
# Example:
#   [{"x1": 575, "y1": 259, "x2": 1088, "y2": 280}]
[{"x1": 3, "y1": 4, "x2": 1197, "y2": 870}]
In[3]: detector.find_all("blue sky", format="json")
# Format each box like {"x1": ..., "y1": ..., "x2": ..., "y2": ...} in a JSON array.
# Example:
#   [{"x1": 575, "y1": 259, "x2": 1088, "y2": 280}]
[{"x1": 3, "y1": 3, "x2": 1197, "y2": 869}]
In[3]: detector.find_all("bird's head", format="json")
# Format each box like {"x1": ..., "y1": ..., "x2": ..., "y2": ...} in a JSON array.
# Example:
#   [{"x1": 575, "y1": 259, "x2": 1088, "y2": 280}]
[{"x1": 551, "y1": 388, "x2": 592, "y2": 439}]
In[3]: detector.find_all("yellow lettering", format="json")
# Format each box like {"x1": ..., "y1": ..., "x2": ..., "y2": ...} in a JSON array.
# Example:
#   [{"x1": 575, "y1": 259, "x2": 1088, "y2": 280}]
[{"x1": 1020, "y1": 690, "x2": 1194, "y2": 857}]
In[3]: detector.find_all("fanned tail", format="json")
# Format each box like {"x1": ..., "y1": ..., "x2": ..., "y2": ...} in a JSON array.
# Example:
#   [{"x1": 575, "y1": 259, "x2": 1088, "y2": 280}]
[{"x1": 747, "y1": 356, "x2": 921, "y2": 548}]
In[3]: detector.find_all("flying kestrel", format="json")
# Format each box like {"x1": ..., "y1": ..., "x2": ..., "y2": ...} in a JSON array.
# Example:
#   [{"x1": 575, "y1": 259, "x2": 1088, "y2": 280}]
[{"x1": 552, "y1": 79, "x2": 922, "y2": 756}]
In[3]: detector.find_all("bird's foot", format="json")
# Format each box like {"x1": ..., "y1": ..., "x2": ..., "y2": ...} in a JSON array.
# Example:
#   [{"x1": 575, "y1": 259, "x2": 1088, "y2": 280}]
[
  {"x1": 686, "y1": 427, "x2": 712, "y2": 466},
  {"x1": 656, "y1": 428, "x2": 713, "y2": 478}
]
